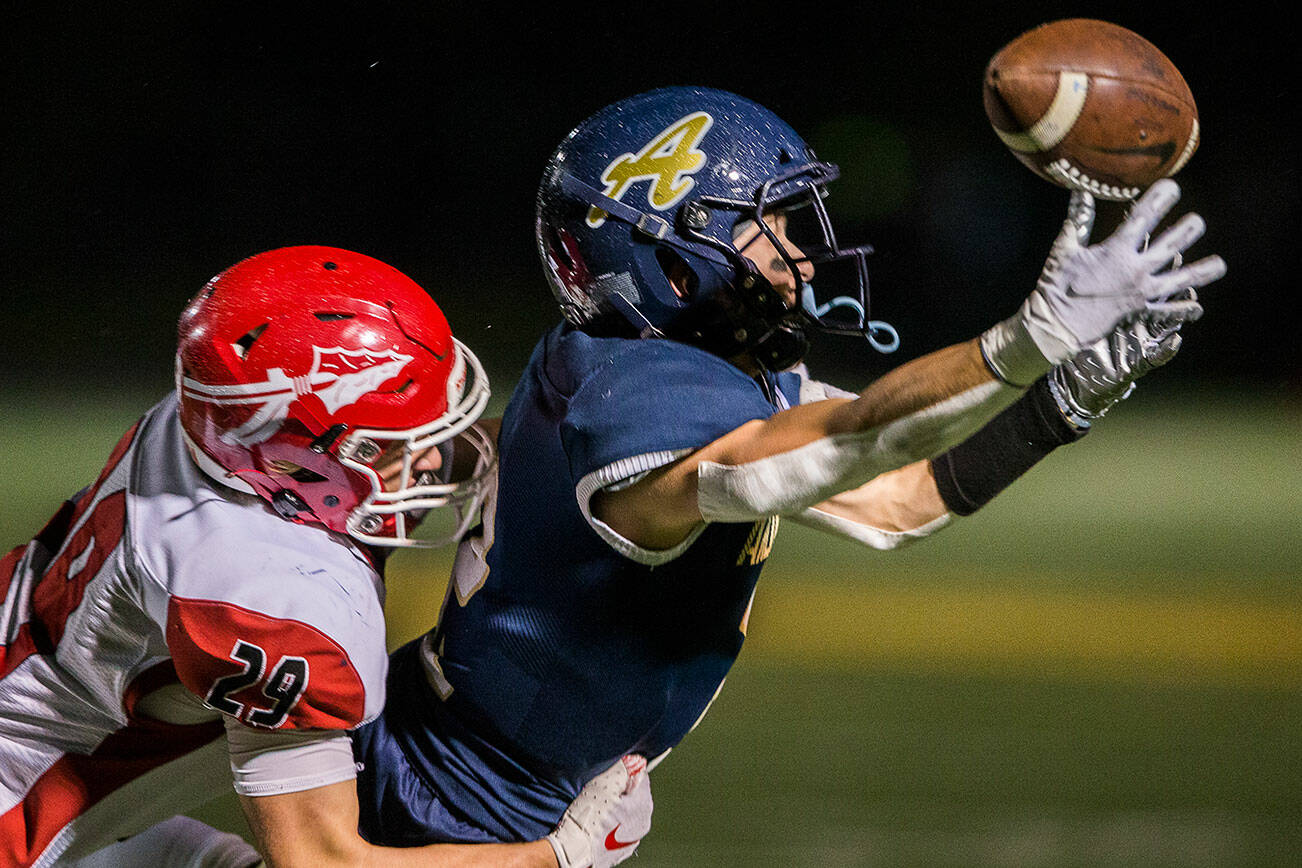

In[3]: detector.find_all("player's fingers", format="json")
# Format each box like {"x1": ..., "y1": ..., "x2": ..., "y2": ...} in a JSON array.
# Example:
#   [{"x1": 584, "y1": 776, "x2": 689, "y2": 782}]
[
  {"x1": 1144, "y1": 316, "x2": 1188, "y2": 343},
  {"x1": 619, "y1": 754, "x2": 647, "y2": 794},
  {"x1": 1116, "y1": 179, "x2": 1182, "y2": 246},
  {"x1": 1051, "y1": 215, "x2": 1081, "y2": 255},
  {"x1": 1142, "y1": 287, "x2": 1196, "y2": 333},
  {"x1": 1154, "y1": 255, "x2": 1227, "y2": 296},
  {"x1": 1148, "y1": 330, "x2": 1183, "y2": 366},
  {"x1": 602, "y1": 759, "x2": 632, "y2": 792},
  {"x1": 1067, "y1": 189, "x2": 1096, "y2": 244},
  {"x1": 1144, "y1": 298, "x2": 1204, "y2": 324},
  {"x1": 1144, "y1": 212, "x2": 1207, "y2": 265},
  {"x1": 1146, "y1": 302, "x2": 1198, "y2": 334},
  {"x1": 1160, "y1": 287, "x2": 1198, "y2": 303},
  {"x1": 620, "y1": 767, "x2": 654, "y2": 839}
]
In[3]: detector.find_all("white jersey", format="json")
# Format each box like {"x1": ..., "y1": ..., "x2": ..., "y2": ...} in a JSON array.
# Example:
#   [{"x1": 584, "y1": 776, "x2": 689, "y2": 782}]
[{"x1": 0, "y1": 393, "x2": 389, "y2": 867}]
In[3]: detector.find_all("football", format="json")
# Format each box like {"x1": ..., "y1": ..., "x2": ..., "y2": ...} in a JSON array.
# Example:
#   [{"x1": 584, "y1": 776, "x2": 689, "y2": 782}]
[{"x1": 983, "y1": 18, "x2": 1200, "y2": 200}]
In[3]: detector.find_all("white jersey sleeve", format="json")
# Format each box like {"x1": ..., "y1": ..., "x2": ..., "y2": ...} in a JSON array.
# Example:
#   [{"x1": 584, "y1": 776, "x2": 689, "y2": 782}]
[{"x1": 223, "y1": 716, "x2": 359, "y2": 797}]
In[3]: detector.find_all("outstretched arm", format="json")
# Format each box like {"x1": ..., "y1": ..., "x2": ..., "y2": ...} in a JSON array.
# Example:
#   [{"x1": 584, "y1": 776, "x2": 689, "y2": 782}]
[
  {"x1": 594, "y1": 338, "x2": 1006, "y2": 549},
  {"x1": 595, "y1": 180, "x2": 1225, "y2": 549},
  {"x1": 793, "y1": 297, "x2": 1203, "y2": 548}
]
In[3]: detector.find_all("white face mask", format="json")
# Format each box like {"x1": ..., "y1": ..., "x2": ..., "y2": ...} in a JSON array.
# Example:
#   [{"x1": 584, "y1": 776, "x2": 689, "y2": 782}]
[{"x1": 339, "y1": 340, "x2": 496, "y2": 548}]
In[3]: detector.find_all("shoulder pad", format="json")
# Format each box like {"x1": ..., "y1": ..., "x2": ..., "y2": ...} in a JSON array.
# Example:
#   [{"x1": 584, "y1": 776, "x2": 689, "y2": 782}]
[{"x1": 561, "y1": 339, "x2": 775, "y2": 478}]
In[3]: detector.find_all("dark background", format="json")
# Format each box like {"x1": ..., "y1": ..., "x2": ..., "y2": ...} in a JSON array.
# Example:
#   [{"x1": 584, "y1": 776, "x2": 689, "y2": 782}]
[
  {"x1": 3, "y1": 8, "x2": 1299, "y2": 863},
  {"x1": 3, "y1": 1, "x2": 1295, "y2": 398}
]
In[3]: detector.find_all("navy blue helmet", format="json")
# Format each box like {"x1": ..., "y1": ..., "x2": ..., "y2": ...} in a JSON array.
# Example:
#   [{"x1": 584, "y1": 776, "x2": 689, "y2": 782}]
[{"x1": 535, "y1": 86, "x2": 897, "y2": 371}]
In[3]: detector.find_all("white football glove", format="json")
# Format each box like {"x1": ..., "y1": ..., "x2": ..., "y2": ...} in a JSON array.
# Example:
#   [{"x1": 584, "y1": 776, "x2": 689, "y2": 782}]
[
  {"x1": 982, "y1": 179, "x2": 1226, "y2": 386},
  {"x1": 1048, "y1": 302, "x2": 1193, "y2": 425},
  {"x1": 547, "y1": 755, "x2": 652, "y2": 868}
]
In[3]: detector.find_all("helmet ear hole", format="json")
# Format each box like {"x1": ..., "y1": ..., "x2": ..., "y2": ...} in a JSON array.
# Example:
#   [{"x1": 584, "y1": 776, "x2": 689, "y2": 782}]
[
  {"x1": 655, "y1": 248, "x2": 696, "y2": 301},
  {"x1": 288, "y1": 466, "x2": 328, "y2": 483}
]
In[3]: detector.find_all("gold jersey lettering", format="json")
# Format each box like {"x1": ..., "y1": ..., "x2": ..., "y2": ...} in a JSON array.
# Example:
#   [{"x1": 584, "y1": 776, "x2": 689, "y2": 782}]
[
  {"x1": 586, "y1": 112, "x2": 714, "y2": 228},
  {"x1": 737, "y1": 515, "x2": 779, "y2": 567}
]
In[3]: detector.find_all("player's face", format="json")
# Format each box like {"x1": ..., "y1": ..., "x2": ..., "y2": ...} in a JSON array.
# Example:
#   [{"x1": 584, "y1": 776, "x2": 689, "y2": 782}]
[
  {"x1": 733, "y1": 212, "x2": 815, "y2": 306},
  {"x1": 374, "y1": 442, "x2": 443, "y2": 491}
]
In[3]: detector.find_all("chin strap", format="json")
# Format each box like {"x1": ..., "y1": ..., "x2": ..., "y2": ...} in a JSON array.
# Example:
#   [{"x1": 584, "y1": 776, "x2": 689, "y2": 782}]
[
  {"x1": 751, "y1": 325, "x2": 810, "y2": 372},
  {"x1": 557, "y1": 171, "x2": 726, "y2": 266},
  {"x1": 799, "y1": 286, "x2": 899, "y2": 354}
]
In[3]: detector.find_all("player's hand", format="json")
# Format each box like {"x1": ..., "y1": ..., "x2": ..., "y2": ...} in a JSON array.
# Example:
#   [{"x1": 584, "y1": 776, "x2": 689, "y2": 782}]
[
  {"x1": 546, "y1": 755, "x2": 652, "y2": 868},
  {"x1": 1048, "y1": 302, "x2": 1193, "y2": 424},
  {"x1": 981, "y1": 179, "x2": 1225, "y2": 386}
]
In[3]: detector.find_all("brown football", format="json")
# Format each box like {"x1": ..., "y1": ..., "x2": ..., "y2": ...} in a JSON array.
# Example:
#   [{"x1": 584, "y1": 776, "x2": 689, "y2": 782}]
[{"x1": 983, "y1": 18, "x2": 1200, "y2": 200}]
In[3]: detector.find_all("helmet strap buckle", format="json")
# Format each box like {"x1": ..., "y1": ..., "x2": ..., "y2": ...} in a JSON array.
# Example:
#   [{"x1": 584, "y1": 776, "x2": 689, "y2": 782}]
[
  {"x1": 634, "y1": 213, "x2": 671, "y2": 240},
  {"x1": 309, "y1": 423, "x2": 348, "y2": 454},
  {"x1": 272, "y1": 489, "x2": 311, "y2": 519}
]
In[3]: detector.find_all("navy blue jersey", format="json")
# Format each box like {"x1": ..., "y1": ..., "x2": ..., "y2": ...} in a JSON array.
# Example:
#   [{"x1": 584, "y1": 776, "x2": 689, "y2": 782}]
[{"x1": 354, "y1": 324, "x2": 803, "y2": 842}]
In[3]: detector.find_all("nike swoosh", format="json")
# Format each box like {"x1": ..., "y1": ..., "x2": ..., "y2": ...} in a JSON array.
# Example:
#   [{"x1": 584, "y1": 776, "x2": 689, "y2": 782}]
[{"x1": 605, "y1": 825, "x2": 639, "y2": 850}]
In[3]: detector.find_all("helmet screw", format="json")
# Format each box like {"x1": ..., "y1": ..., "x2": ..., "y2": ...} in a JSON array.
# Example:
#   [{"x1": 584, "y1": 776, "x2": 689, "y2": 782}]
[
  {"x1": 356, "y1": 514, "x2": 383, "y2": 534},
  {"x1": 354, "y1": 439, "x2": 381, "y2": 462},
  {"x1": 323, "y1": 495, "x2": 340, "y2": 507},
  {"x1": 683, "y1": 203, "x2": 711, "y2": 229}
]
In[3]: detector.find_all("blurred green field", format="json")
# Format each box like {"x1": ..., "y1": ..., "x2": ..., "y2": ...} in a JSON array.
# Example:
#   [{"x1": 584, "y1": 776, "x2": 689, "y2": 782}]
[{"x1": 2, "y1": 384, "x2": 1299, "y2": 866}]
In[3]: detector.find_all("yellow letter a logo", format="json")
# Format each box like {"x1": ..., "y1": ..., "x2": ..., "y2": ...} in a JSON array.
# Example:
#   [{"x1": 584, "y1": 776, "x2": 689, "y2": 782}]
[{"x1": 586, "y1": 112, "x2": 714, "y2": 228}]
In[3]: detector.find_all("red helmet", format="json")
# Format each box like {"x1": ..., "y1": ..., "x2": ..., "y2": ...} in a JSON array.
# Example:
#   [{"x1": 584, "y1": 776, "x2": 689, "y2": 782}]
[{"x1": 175, "y1": 246, "x2": 493, "y2": 548}]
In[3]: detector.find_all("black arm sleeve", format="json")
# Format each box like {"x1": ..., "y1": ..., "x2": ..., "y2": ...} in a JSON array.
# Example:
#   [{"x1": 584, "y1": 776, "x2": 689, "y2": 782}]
[{"x1": 929, "y1": 377, "x2": 1087, "y2": 516}]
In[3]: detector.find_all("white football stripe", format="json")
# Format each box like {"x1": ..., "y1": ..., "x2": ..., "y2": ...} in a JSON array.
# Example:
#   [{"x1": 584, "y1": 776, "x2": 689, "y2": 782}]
[
  {"x1": 995, "y1": 71, "x2": 1089, "y2": 154},
  {"x1": 1169, "y1": 117, "x2": 1200, "y2": 176}
]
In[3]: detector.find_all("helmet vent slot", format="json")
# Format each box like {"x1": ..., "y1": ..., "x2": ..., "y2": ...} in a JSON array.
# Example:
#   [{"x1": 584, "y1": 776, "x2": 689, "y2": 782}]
[
  {"x1": 232, "y1": 323, "x2": 269, "y2": 360},
  {"x1": 267, "y1": 458, "x2": 328, "y2": 483},
  {"x1": 313, "y1": 312, "x2": 355, "y2": 321},
  {"x1": 376, "y1": 377, "x2": 415, "y2": 396}
]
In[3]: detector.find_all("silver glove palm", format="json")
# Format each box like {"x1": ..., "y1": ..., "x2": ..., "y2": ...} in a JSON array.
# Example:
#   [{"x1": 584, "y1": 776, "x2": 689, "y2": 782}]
[{"x1": 1049, "y1": 309, "x2": 1191, "y2": 425}]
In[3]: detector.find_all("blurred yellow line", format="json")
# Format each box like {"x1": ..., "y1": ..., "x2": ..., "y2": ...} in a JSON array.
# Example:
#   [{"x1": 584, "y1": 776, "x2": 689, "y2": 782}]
[
  {"x1": 387, "y1": 558, "x2": 1302, "y2": 690},
  {"x1": 743, "y1": 582, "x2": 1302, "y2": 691}
]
